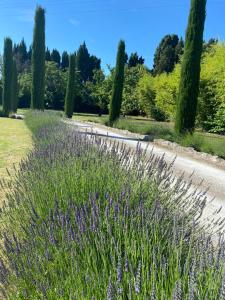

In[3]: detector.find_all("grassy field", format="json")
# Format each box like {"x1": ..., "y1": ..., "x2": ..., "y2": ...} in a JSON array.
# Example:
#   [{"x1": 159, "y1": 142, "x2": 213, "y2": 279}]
[
  {"x1": 73, "y1": 113, "x2": 225, "y2": 159},
  {"x1": 0, "y1": 117, "x2": 32, "y2": 201}
]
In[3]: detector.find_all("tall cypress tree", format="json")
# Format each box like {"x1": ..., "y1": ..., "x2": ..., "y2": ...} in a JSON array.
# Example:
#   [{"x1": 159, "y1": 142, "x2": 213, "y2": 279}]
[
  {"x1": 109, "y1": 40, "x2": 126, "y2": 124},
  {"x1": 65, "y1": 54, "x2": 75, "y2": 118},
  {"x1": 175, "y1": 0, "x2": 207, "y2": 134},
  {"x1": 2, "y1": 38, "x2": 13, "y2": 117},
  {"x1": 11, "y1": 59, "x2": 18, "y2": 113},
  {"x1": 31, "y1": 6, "x2": 45, "y2": 110}
]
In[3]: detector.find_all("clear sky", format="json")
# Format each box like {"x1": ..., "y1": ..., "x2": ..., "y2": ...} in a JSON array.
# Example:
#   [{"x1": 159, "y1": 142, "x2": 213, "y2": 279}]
[{"x1": 0, "y1": 0, "x2": 224, "y2": 71}]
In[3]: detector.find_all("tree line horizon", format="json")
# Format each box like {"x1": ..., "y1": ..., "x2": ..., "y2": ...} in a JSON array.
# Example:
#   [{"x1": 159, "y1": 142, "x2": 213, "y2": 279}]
[{"x1": 1, "y1": 0, "x2": 211, "y2": 134}]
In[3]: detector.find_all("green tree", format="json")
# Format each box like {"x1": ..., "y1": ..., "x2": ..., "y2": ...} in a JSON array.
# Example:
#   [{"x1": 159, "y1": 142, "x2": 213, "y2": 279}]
[
  {"x1": 85, "y1": 69, "x2": 110, "y2": 115},
  {"x1": 65, "y1": 54, "x2": 76, "y2": 118},
  {"x1": 203, "y1": 38, "x2": 218, "y2": 53},
  {"x1": 109, "y1": 40, "x2": 126, "y2": 124},
  {"x1": 11, "y1": 59, "x2": 18, "y2": 113},
  {"x1": 198, "y1": 43, "x2": 225, "y2": 132},
  {"x1": 61, "y1": 51, "x2": 69, "y2": 69},
  {"x1": 16, "y1": 39, "x2": 27, "y2": 63},
  {"x1": 137, "y1": 72, "x2": 156, "y2": 117},
  {"x1": 51, "y1": 49, "x2": 61, "y2": 67},
  {"x1": 18, "y1": 72, "x2": 32, "y2": 108},
  {"x1": 31, "y1": 6, "x2": 46, "y2": 110},
  {"x1": 128, "y1": 52, "x2": 145, "y2": 68},
  {"x1": 27, "y1": 46, "x2": 32, "y2": 61},
  {"x1": 175, "y1": 38, "x2": 184, "y2": 63},
  {"x1": 0, "y1": 79, "x2": 2, "y2": 106},
  {"x1": 153, "y1": 34, "x2": 183, "y2": 75},
  {"x1": 76, "y1": 42, "x2": 90, "y2": 82},
  {"x1": 76, "y1": 42, "x2": 101, "y2": 82},
  {"x1": 89, "y1": 55, "x2": 101, "y2": 80},
  {"x1": 13, "y1": 38, "x2": 29, "y2": 73},
  {"x1": 46, "y1": 48, "x2": 51, "y2": 61},
  {"x1": 175, "y1": 0, "x2": 207, "y2": 134},
  {"x1": 45, "y1": 61, "x2": 67, "y2": 110},
  {"x1": 122, "y1": 64, "x2": 146, "y2": 115},
  {"x1": 2, "y1": 37, "x2": 13, "y2": 116}
]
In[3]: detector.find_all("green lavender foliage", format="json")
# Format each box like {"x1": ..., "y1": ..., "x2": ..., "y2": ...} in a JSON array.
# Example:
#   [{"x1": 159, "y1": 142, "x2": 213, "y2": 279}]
[
  {"x1": 2, "y1": 38, "x2": 13, "y2": 117},
  {"x1": 11, "y1": 59, "x2": 19, "y2": 113},
  {"x1": 175, "y1": 0, "x2": 207, "y2": 134},
  {"x1": 109, "y1": 40, "x2": 126, "y2": 124},
  {"x1": 31, "y1": 6, "x2": 46, "y2": 110},
  {"x1": 65, "y1": 54, "x2": 76, "y2": 118}
]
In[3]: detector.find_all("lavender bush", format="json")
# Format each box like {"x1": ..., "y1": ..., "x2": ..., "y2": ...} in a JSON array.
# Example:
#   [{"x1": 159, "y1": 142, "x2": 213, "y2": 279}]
[{"x1": 0, "y1": 111, "x2": 225, "y2": 299}]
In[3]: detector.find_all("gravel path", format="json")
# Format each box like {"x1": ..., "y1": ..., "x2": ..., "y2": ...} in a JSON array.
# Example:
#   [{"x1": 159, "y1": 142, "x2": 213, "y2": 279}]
[{"x1": 70, "y1": 120, "x2": 225, "y2": 236}]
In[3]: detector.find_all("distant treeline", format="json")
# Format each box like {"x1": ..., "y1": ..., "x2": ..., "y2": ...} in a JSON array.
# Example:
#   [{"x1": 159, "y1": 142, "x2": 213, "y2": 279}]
[{"x1": 0, "y1": 34, "x2": 224, "y2": 133}]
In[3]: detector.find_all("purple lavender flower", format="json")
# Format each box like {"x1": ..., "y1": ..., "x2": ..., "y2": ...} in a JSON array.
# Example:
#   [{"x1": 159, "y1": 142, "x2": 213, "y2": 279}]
[
  {"x1": 117, "y1": 256, "x2": 122, "y2": 283},
  {"x1": 107, "y1": 277, "x2": 114, "y2": 300},
  {"x1": 172, "y1": 280, "x2": 182, "y2": 300},
  {"x1": 151, "y1": 283, "x2": 156, "y2": 300},
  {"x1": 125, "y1": 255, "x2": 129, "y2": 272},
  {"x1": 135, "y1": 260, "x2": 142, "y2": 294}
]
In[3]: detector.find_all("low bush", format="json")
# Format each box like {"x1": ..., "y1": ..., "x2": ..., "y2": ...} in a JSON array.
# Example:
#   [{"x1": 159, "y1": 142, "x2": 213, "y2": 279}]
[
  {"x1": 179, "y1": 133, "x2": 205, "y2": 152},
  {"x1": 0, "y1": 111, "x2": 225, "y2": 299}
]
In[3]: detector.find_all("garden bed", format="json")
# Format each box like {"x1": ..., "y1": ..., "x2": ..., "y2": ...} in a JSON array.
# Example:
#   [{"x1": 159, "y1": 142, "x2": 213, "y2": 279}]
[{"x1": 0, "y1": 111, "x2": 225, "y2": 299}]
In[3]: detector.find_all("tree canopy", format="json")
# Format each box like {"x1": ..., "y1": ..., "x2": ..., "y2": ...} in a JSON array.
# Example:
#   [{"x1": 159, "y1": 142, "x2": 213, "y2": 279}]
[
  {"x1": 153, "y1": 34, "x2": 184, "y2": 75},
  {"x1": 76, "y1": 42, "x2": 101, "y2": 82}
]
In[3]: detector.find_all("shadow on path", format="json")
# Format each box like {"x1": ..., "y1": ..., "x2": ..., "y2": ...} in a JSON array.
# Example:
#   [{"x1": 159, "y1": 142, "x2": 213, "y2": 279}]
[{"x1": 77, "y1": 130, "x2": 154, "y2": 142}]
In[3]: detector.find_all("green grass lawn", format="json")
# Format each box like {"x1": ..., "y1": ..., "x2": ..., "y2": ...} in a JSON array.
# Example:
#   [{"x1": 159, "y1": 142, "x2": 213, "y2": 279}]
[
  {"x1": 0, "y1": 117, "x2": 32, "y2": 201},
  {"x1": 73, "y1": 113, "x2": 108, "y2": 124},
  {"x1": 73, "y1": 113, "x2": 225, "y2": 159}
]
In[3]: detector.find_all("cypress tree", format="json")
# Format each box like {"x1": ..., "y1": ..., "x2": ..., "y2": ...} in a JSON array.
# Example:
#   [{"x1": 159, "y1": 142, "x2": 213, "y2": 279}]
[
  {"x1": 109, "y1": 40, "x2": 126, "y2": 124},
  {"x1": 11, "y1": 59, "x2": 18, "y2": 113},
  {"x1": 46, "y1": 48, "x2": 51, "y2": 61},
  {"x1": 51, "y1": 49, "x2": 61, "y2": 67},
  {"x1": 31, "y1": 6, "x2": 46, "y2": 110},
  {"x1": 27, "y1": 46, "x2": 32, "y2": 61},
  {"x1": 61, "y1": 51, "x2": 69, "y2": 69},
  {"x1": 65, "y1": 54, "x2": 75, "y2": 118},
  {"x1": 76, "y1": 42, "x2": 101, "y2": 82},
  {"x1": 128, "y1": 52, "x2": 145, "y2": 68},
  {"x1": 76, "y1": 42, "x2": 91, "y2": 82},
  {"x1": 2, "y1": 37, "x2": 13, "y2": 117},
  {"x1": 175, "y1": 0, "x2": 207, "y2": 134}
]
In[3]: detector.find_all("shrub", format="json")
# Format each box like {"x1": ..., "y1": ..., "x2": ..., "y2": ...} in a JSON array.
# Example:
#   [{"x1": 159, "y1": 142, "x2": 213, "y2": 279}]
[
  {"x1": 137, "y1": 72, "x2": 168, "y2": 121},
  {"x1": 198, "y1": 44, "x2": 225, "y2": 133},
  {"x1": 179, "y1": 133, "x2": 204, "y2": 152},
  {"x1": 121, "y1": 65, "x2": 145, "y2": 115}
]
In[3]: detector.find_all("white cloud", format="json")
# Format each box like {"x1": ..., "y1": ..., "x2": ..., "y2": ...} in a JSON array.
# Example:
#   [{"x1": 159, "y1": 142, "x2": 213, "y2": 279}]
[
  {"x1": 69, "y1": 19, "x2": 80, "y2": 27},
  {"x1": 18, "y1": 9, "x2": 34, "y2": 23}
]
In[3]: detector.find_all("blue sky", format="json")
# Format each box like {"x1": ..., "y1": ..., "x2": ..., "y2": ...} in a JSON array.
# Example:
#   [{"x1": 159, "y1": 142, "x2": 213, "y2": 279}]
[{"x1": 0, "y1": 0, "x2": 224, "y2": 71}]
